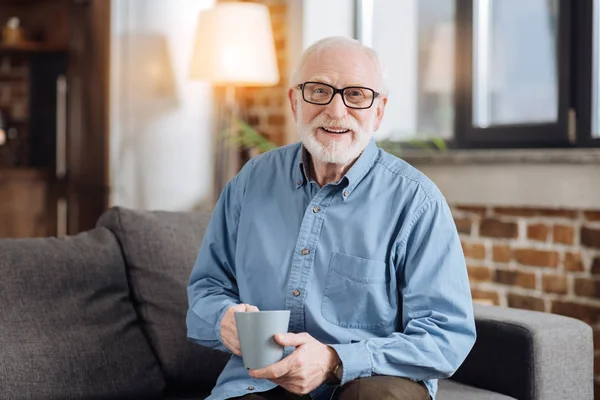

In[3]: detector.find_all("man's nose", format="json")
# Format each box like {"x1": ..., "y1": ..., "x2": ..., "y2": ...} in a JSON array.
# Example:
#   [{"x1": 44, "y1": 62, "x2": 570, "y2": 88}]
[{"x1": 324, "y1": 92, "x2": 348, "y2": 120}]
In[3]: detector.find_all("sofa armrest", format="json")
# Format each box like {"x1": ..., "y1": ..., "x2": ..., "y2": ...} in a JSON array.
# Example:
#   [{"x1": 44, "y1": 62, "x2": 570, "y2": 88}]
[{"x1": 450, "y1": 304, "x2": 593, "y2": 400}]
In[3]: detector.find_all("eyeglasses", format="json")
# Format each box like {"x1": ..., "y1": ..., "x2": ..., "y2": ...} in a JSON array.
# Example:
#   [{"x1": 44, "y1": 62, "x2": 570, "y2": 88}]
[{"x1": 297, "y1": 82, "x2": 380, "y2": 109}]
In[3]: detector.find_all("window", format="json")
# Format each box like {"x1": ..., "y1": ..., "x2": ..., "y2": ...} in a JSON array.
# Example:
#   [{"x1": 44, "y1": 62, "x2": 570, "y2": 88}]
[
  {"x1": 357, "y1": 0, "x2": 600, "y2": 148},
  {"x1": 472, "y1": 0, "x2": 558, "y2": 127},
  {"x1": 358, "y1": 0, "x2": 455, "y2": 142}
]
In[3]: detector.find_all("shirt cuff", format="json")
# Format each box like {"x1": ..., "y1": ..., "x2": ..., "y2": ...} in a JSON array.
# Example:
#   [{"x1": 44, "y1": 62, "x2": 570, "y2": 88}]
[
  {"x1": 329, "y1": 341, "x2": 373, "y2": 385},
  {"x1": 214, "y1": 300, "x2": 239, "y2": 348}
]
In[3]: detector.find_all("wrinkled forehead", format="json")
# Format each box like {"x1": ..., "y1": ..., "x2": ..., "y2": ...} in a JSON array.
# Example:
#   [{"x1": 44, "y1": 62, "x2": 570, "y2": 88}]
[{"x1": 300, "y1": 45, "x2": 379, "y2": 89}]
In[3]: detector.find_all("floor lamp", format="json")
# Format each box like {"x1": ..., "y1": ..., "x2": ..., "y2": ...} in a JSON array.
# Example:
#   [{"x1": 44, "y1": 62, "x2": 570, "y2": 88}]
[{"x1": 190, "y1": 2, "x2": 280, "y2": 203}]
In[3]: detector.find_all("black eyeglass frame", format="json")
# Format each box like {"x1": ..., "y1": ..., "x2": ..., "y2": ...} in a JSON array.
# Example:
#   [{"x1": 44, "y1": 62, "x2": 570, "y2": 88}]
[{"x1": 297, "y1": 81, "x2": 380, "y2": 109}]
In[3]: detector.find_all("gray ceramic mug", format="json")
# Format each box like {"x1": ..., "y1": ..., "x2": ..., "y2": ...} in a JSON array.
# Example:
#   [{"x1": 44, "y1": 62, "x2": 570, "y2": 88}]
[{"x1": 235, "y1": 310, "x2": 291, "y2": 370}]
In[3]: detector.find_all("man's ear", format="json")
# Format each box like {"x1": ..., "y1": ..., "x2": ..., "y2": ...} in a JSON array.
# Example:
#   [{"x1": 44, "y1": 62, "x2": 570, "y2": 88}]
[
  {"x1": 373, "y1": 96, "x2": 388, "y2": 132},
  {"x1": 288, "y1": 88, "x2": 298, "y2": 121}
]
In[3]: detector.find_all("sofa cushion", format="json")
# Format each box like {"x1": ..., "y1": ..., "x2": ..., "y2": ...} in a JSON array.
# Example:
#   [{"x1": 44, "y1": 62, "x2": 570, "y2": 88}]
[
  {"x1": 438, "y1": 380, "x2": 518, "y2": 400},
  {"x1": 0, "y1": 228, "x2": 165, "y2": 399},
  {"x1": 97, "y1": 207, "x2": 230, "y2": 392}
]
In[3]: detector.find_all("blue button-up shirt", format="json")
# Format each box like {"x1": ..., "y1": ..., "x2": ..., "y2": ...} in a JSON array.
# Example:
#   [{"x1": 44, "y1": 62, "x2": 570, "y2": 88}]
[{"x1": 187, "y1": 139, "x2": 476, "y2": 400}]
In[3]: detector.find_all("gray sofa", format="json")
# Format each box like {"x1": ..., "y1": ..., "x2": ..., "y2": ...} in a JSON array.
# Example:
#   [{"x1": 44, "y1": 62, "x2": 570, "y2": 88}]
[{"x1": 0, "y1": 207, "x2": 593, "y2": 400}]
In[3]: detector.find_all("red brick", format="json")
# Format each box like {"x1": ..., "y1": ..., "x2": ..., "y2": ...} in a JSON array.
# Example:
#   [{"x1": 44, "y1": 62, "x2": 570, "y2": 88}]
[
  {"x1": 574, "y1": 278, "x2": 600, "y2": 298},
  {"x1": 514, "y1": 249, "x2": 559, "y2": 268},
  {"x1": 270, "y1": 95, "x2": 285, "y2": 107},
  {"x1": 493, "y1": 207, "x2": 537, "y2": 217},
  {"x1": 492, "y1": 245, "x2": 511, "y2": 263},
  {"x1": 455, "y1": 205, "x2": 486, "y2": 217},
  {"x1": 553, "y1": 225, "x2": 574, "y2": 245},
  {"x1": 467, "y1": 265, "x2": 494, "y2": 282},
  {"x1": 584, "y1": 211, "x2": 600, "y2": 221},
  {"x1": 247, "y1": 115, "x2": 260, "y2": 126},
  {"x1": 536, "y1": 209, "x2": 578, "y2": 218},
  {"x1": 480, "y1": 219, "x2": 518, "y2": 238},
  {"x1": 582, "y1": 227, "x2": 600, "y2": 249},
  {"x1": 267, "y1": 114, "x2": 285, "y2": 126},
  {"x1": 462, "y1": 241, "x2": 486, "y2": 260},
  {"x1": 471, "y1": 289, "x2": 500, "y2": 305},
  {"x1": 493, "y1": 207, "x2": 577, "y2": 219},
  {"x1": 454, "y1": 218, "x2": 472, "y2": 235},
  {"x1": 527, "y1": 224, "x2": 549, "y2": 241},
  {"x1": 245, "y1": 96, "x2": 256, "y2": 108},
  {"x1": 542, "y1": 274, "x2": 568, "y2": 294},
  {"x1": 507, "y1": 293, "x2": 545, "y2": 312},
  {"x1": 495, "y1": 269, "x2": 536, "y2": 289},
  {"x1": 565, "y1": 252, "x2": 585, "y2": 272},
  {"x1": 551, "y1": 300, "x2": 600, "y2": 325},
  {"x1": 593, "y1": 257, "x2": 600, "y2": 275}
]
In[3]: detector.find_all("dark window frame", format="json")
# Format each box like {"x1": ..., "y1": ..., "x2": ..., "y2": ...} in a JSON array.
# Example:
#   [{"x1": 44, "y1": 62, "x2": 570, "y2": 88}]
[
  {"x1": 455, "y1": 0, "x2": 572, "y2": 149},
  {"x1": 355, "y1": 0, "x2": 600, "y2": 149}
]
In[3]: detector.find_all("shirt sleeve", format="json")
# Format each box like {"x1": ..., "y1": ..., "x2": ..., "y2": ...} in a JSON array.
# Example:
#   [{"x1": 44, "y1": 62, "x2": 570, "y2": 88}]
[
  {"x1": 329, "y1": 198, "x2": 477, "y2": 384},
  {"x1": 186, "y1": 170, "x2": 247, "y2": 353}
]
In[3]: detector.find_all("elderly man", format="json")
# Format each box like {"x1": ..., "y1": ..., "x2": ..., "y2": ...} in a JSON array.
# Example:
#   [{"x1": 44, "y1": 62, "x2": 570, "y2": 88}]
[{"x1": 187, "y1": 36, "x2": 476, "y2": 400}]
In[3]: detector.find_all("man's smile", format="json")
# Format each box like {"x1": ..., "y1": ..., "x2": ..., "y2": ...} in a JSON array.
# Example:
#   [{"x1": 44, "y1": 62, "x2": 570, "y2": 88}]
[{"x1": 318, "y1": 127, "x2": 351, "y2": 135}]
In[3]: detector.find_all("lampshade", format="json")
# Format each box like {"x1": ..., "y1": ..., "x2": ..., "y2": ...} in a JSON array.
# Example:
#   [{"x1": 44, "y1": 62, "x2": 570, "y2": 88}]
[{"x1": 190, "y1": 2, "x2": 280, "y2": 86}]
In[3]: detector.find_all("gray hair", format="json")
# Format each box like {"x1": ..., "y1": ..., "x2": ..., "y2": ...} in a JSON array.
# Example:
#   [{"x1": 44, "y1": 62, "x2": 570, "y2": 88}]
[{"x1": 290, "y1": 36, "x2": 388, "y2": 95}]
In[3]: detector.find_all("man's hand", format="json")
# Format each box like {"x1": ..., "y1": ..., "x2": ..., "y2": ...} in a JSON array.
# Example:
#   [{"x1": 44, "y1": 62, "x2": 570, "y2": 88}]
[
  {"x1": 248, "y1": 332, "x2": 340, "y2": 395},
  {"x1": 220, "y1": 303, "x2": 259, "y2": 356}
]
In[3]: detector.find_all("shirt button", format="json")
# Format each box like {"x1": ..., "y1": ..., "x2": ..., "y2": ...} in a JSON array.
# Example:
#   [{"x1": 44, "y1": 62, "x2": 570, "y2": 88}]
[
  {"x1": 313, "y1": 206, "x2": 320, "y2": 213},
  {"x1": 301, "y1": 248, "x2": 310, "y2": 255},
  {"x1": 293, "y1": 289, "x2": 301, "y2": 297},
  {"x1": 247, "y1": 386, "x2": 255, "y2": 391},
  {"x1": 297, "y1": 179, "x2": 303, "y2": 185},
  {"x1": 343, "y1": 190, "x2": 349, "y2": 197}
]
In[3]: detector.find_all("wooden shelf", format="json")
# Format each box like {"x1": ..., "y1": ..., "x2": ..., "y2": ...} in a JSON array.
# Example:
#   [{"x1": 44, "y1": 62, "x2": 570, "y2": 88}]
[
  {"x1": 0, "y1": 166, "x2": 51, "y2": 179},
  {"x1": 0, "y1": 42, "x2": 67, "y2": 53}
]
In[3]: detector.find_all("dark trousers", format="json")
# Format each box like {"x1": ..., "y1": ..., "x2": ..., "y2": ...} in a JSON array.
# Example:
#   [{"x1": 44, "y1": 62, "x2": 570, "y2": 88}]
[{"x1": 230, "y1": 376, "x2": 430, "y2": 400}]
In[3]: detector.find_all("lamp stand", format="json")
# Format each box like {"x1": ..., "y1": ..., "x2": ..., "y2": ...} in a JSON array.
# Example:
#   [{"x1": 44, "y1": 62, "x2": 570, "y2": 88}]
[{"x1": 213, "y1": 85, "x2": 241, "y2": 203}]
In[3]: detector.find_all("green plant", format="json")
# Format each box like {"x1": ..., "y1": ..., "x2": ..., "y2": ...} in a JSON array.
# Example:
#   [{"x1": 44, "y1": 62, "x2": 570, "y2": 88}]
[
  {"x1": 219, "y1": 117, "x2": 278, "y2": 153},
  {"x1": 377, "y1": 136, "x2": 448, "y2": 155}
]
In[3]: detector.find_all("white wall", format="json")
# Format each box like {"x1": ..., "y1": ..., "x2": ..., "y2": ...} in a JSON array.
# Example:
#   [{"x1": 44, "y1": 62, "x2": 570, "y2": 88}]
[
  {"x1": 109, "y1": 0, "x2": 215, "y2": 211},
  {"x1": 302, "y1": 0, "x2": 355, "y2": 47},
  {"x1": 285, "y1": 0, "x2": 355, "y2": 144}
]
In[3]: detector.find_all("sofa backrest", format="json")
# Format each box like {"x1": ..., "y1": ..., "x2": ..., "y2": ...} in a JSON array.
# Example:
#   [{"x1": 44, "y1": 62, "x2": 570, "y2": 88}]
[
  {"x1": 96, "y1": 207, "x2": 230, "y2": 394},
  {"x1": 0, "y1": 227, "x2": 165, "y2": 399}
]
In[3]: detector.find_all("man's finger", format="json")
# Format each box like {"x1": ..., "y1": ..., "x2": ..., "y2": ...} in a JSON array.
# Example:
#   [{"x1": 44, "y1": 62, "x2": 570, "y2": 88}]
[
  {"x1": 244, "y1": 304, "x2": 259, "y2": 312},
  {"x1": 231, "y1": 304, "x2": 247, "y2": 312},
  {"x1": 274, "y1": 332, "x2": 311, "y2": 347},
  {"x1": 248, "y1": 354, "x2": 294, "y2": 379}
]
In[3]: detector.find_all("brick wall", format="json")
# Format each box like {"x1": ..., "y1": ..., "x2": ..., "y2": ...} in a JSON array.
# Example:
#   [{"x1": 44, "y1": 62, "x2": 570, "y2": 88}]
[
  {"x1": 219, "y1": 0, "x2": 289, "y2": 147},
  {"x1": 455, "y1": 205, "x2": 600, "y2": 393}
]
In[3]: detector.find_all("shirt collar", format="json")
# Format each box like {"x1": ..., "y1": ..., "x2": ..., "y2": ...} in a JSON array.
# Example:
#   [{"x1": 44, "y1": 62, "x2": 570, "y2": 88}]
[{"x1": 295, "y1": 139, "x2": 380, "y2": 198}]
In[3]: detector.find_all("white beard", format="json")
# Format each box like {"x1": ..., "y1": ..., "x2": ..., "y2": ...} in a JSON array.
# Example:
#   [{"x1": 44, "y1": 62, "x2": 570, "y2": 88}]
[{"x1": 297, "y1": 101, "x2": 375, "y2": 165}]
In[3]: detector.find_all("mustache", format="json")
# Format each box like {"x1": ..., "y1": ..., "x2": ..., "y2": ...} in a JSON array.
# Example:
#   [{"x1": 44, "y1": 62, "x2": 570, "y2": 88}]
[{"x1": 309, "y1": 113, "x2": 362, "y2": 132}]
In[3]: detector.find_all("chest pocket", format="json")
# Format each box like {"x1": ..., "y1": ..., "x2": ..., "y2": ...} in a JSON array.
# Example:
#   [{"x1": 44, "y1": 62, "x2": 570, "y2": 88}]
[{"x1": 321, "y1": 252, "x2": 394, "y2": 330}]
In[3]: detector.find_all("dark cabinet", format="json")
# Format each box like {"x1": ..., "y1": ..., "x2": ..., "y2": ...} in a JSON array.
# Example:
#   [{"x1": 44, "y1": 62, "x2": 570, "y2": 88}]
[{"x1": 0, "y1": 0, "x2": 109, "y2": 238}]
